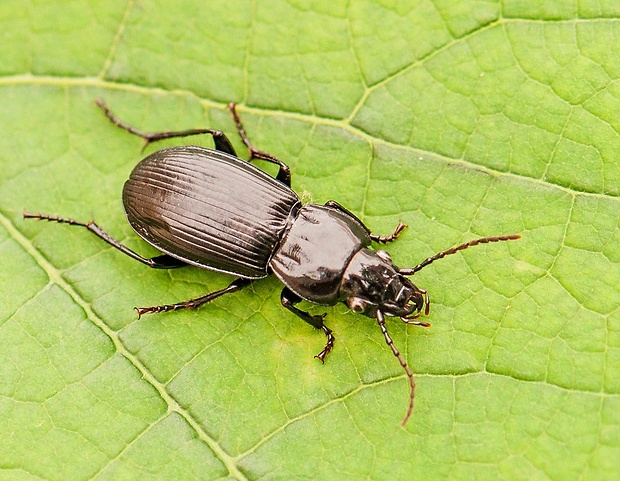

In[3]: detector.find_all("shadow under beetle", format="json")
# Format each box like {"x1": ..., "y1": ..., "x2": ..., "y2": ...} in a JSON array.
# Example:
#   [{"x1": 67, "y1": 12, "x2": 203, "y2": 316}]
[{"x1": 25, "y1": 99, "x2": 520, "y2": 425}]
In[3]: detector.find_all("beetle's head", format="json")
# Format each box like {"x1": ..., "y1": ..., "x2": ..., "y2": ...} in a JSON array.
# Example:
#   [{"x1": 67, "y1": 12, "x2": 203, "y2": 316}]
[{"x1": 339, "y1": 248, "x2": 429, "y2": 320}]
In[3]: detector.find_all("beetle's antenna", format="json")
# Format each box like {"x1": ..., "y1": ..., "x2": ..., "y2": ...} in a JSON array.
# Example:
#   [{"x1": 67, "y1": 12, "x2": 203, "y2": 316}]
[
  {"x1": 399, "y1": 234, "x2": 521, "y2": 276},
  {"x1": 376, "y1": 309, "x2": 415, "y2": 426}
]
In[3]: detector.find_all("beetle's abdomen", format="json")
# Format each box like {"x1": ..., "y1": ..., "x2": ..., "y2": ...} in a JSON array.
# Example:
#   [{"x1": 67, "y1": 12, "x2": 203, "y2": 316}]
[
  {"x1": 270, "y1": 204, "x2": 371, "y2": 304},
  {"x1": 123, "y1": 146, "x2": 300, "y2": 278}
]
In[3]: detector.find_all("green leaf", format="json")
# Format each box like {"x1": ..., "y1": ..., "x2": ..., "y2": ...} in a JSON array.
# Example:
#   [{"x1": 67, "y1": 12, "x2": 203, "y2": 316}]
[{"x1": 1, "y1": 1, "x2": 619, "y2": 480}]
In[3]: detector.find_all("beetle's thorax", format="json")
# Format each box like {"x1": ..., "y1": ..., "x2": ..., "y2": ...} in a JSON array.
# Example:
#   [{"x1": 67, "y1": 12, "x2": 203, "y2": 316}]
[
  {"x1": 339, "y1": 248, "x2": 424, "y2": 317},
  {"x1": 269, "y1": 204, "x2": 372, "y2": 305}
]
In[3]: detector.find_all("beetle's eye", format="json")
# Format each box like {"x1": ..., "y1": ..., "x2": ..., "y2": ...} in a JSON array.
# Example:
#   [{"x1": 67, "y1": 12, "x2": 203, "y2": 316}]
[
  {"x1": 348, "y1": 297, "x2": 368, "y2": 313},
  {"x1": 375, "y1": 250, "x2": 392, "y2": 263}
]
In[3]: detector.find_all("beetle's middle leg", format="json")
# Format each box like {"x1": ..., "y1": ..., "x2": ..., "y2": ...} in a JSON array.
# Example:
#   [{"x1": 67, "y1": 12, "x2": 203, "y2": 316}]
[
  {"x1": 136, "y1": 278, "x2": 252, "y2": 317},
  {"x1": 94, "y1": 98, "x2": 238, "y2": 156},
  {"x1": 280, "y1": 287, "x2": 334, "y2": 363},
  {"x1": 228, "y1": 103, "x2": 292, "y2": 187}
]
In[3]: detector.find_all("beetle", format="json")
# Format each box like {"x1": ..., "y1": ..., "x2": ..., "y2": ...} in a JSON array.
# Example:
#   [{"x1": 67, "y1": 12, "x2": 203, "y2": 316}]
[{"x1": 25, "y1": 99, "x2": 520, "y2": 425}]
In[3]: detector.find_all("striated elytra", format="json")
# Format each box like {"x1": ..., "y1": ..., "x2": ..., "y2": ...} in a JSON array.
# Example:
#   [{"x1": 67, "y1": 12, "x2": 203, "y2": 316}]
[{"x1": 25, "y1": 99, "x2": 520, "y2": 425}]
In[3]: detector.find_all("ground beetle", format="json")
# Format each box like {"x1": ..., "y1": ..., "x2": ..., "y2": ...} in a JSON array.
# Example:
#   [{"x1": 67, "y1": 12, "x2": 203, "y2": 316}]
[{"x1": 25, "y1": 99, "x2": 520, "y2": 425}]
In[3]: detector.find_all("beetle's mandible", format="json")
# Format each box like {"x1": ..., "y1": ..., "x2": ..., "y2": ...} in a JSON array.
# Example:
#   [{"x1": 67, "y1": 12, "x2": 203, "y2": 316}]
[{"x1": 25, "y1": 99, "x2": 520, "y2": 425}]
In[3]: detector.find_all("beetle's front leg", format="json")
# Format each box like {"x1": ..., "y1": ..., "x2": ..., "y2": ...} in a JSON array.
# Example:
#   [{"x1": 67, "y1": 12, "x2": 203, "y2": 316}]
[
  {"x1": 370, "y1": 222, "x2": 407, "y2": 244},
  {"x1": 325, "y1": 200, "x2": 406, "y2": 243},
  {"x1": 280, "y1": 287, "x2": 334, "y2": 363}
]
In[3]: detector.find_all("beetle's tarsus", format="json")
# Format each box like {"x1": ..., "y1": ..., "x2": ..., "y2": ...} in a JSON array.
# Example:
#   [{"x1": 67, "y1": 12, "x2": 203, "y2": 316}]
[
  {"x1": 370, "y1": 222, "x2": 408, "y2": 244},
  {"x1": 135, "y1": 305, "x2": 171, "y2": 317},
  {"x1": 314, "y1": 325, "x2": 334, "y2": 363},
  {"x1": 400, "y1": 317, "x2": 431, "y2": 327}
]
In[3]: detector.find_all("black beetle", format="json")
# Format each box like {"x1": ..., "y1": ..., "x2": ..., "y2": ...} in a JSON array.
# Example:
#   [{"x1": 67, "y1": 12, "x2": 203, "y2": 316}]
[{"x1": 25, "y1": 99, "x2": 520, "y2": 425}]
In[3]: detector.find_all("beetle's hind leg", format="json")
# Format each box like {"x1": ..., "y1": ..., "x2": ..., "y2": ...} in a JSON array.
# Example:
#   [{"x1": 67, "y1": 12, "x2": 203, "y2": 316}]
[
  {"x1": 94, "y1": 98, "x2": 238, "y2": 156},
  {"x1": 280, "y1": 287, "x2": 334, "y2": 363},
  {"x1": 23, "y1": 212, "x2": 187, "y2": 269},
  {"x1": 136, "y1": 278, "x2": 252, "y2": 317},
  {"x1": 228, "y1": 103, "x2": 292, "y2": 187}
]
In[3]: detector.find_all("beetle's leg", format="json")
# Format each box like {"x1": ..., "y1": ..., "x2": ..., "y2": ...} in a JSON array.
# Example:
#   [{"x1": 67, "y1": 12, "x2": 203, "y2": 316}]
[
  {"x1": 280, "y1": 287, "x2": 334, "y2": 363},
  {"x1": 94, "y1": 98, "x2": 238, "y2": 155},
  {"x1": 23, "y1": 212, "x2": 186, "y2": 269},
  {"x1": 370, "y1": 222, "x2": 407, "y2": 244},
  {"x1": 325, "y1": 200, "x2": 407, "y2": 244},
  {"x1": 228, "y1": 103, "x2": 292, "y2": 187},
  {"x1": 324, "y1": 200, "x2": 372, "y2": 235},
  {"x1": 136, "y1": 278, "x2": 252, "y2": 317}
]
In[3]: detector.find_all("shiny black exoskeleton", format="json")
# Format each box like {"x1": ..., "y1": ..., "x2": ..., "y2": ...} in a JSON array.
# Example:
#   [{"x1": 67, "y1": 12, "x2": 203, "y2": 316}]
[{"x1": 25, "y1": 99, "x2": 520, "y2": 425}]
